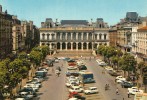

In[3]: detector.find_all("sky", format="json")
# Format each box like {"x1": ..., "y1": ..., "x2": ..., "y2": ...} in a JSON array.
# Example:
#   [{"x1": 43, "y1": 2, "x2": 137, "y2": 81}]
[{"x1": 0, "y1": 0, "x2": 147, "y2": 27}]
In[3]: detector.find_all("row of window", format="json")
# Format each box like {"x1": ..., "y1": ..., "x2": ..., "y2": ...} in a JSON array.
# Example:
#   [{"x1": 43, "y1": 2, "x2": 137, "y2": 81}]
[{"x1": 41, "y1": 34, "x2": 107, "y2": 40}]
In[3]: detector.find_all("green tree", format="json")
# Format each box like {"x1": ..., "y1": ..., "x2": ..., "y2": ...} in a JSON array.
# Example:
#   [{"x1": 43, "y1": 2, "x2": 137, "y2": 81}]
[
  {"x1": 40, "y1": 46, "x2": 49, "y2": 59},
  {"x1": 30, "y1": 51, "x2": 43, "y2": 66},
  {"x1": 119, "y1": 53, "x2": 137, "y2": 78},
  {"x1": 18, "y1": 52, "x2": 27, "y2": 59},
  {"x1": 138, "y1": 61, "x2": 146, "y2": 75}
]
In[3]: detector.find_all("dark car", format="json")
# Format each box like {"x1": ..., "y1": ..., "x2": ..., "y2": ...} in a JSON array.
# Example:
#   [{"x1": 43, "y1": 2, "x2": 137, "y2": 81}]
[
  {"x1": 19, "y1": 87, "x2": 37, "y2": 97},
  {"x1": 73, "y1": 94, "x2": 86, "y2": 100},
  {"x1": 78, "y1": 65, "x2": 87, "y2": 71},
  {"x1": 69, "y1": 92, "x2": 86, "y2": 100},
  {"x1": 121, "y1": 81, "x2": 134, "y2": 88},
  {"x1": 66, "y1": 71, "x2": 79, "y2": 77},
  {"x1": 83, "y1": 78, "x2": 95, "y2": 84}
]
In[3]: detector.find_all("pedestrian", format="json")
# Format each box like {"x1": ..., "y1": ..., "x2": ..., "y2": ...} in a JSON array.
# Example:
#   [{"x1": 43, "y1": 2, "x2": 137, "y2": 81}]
[
  {"x1": 55, "y1": 69, "x2": 60, "y2": 77},
  {"x1": 127, "y1": 91, "x2": 130, "y2": 98},
  {"x1": 116, "y1": 88, "x2": 119, "y2": 95}
]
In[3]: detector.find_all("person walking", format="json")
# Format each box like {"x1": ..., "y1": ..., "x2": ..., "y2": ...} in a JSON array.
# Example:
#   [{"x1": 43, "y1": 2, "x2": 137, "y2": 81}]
[
  {"x1": 55, "y1": 69, "x2": 60, "y2": 77},
  {"x1": 116, "y1": 88, "x2": 119, "y2": 95},
  {"x1": 127, "y1": 91, "x2": 130, "y2": 98}
]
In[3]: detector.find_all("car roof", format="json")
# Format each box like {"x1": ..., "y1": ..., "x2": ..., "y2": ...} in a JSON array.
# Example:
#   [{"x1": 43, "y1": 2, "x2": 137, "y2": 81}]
[{"x1": 89, "y1": 87, "x2": 97, "y2": 89}]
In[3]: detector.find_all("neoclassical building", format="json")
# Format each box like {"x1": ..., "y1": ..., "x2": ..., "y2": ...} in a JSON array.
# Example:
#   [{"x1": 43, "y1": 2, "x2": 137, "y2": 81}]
[{"x1": 39, "y1": 18, "x2": 109, "y2": 52}]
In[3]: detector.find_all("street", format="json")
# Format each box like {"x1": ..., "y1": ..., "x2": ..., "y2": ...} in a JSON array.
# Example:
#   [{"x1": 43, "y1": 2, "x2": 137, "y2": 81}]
[{"x1": 36, "y1": 56, "x2": 134, "y2": 100}]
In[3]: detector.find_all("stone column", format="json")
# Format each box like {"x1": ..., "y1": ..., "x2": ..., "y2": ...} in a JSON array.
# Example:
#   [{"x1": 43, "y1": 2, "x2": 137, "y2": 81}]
[
  {"x1": 87, "y1": 33, "x2": 89, "y2": 40},
  {"x1": 92, "y1": 42, "x2": 94, "y2": 50},
  {"x1": 76, "y1": 33, "x2": 78, "y2": 40},
  {"x1": 87, "y1": 42, "x2": 89, "y2": 50},
  {"x1": 71, "y1": 42, "x2": 73, "y2": 50},
  {"x1": 71, "y1": 33, "x2": 73, "y2": 40},
  {"x1": 65, "y1": 42, "x2": 67, "y2": 50},
  {"x1": 76, "y1": 42, "x2": 78, "y2": 51},
  {"x1": 60, "y1": 42, "x2": 62, "y2": 51},
  {"x1": 81, "y1": 42, "x2": 83, "y2": 50},
  {"x1": 60, "y1": 33, "x2": 62, "y2": 40},
  {"x1": 97, "y1": 34, "x2": 99, "y2": 40},
  {"x1": 66, "y1": 33, "x2": 67, "y2": 40},
  {"x1": 49, "y1": 43, "x2": 51, "y2": 50},
  {"x1": 81, "y1": 33, "x2": 83, "y2": 40},
  {"x1": 55, "y1": 33, "x2": 56, "y2": 40}
]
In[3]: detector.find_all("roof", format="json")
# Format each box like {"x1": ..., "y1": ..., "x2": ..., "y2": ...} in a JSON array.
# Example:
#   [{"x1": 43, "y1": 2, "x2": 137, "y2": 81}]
[
  {"x1": 138, "y1": 26, "x2": 147, "y2": 32},
  {"x1": 61, "y1": 20, "x2": 88, "y2": 25}
]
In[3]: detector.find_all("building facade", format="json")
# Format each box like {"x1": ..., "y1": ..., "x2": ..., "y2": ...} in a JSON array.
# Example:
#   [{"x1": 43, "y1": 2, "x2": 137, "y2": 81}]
[
  {"x1": 12, "y1": 16, "x2": 23, "y2": 54},
  {"x1": 21, "y1": 21, "x2": 40, "y2": 51},
  {"x1": 109, "y1": 26, "x2": 117, "y2": 46},
  {"x1": 134, "y1": 27, "x2": 147, "y2": 62},
  {"x1": 0, "y1": 5, "x2": 13, "y2": 59},
  {"x1": 40, "y1": 18, "x2": 109, "y2": 52}
]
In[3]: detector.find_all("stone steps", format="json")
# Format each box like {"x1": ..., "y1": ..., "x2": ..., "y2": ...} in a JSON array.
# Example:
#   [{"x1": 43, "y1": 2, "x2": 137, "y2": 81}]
[{"x1": 54, "y1": 50, "x2": 93, "y2": 57}]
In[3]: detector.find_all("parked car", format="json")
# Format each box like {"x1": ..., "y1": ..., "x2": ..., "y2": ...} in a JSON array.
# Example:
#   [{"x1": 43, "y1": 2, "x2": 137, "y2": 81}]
[
  {"x1": 68, "y1": 92, "x2": 85, "y2": 100},
  {"x1": 116, "y1": 78, "x2": 126, "y2": 84},
  {"x1": 69, "y1": 86, "x2": 83, "y2": 93},
  {"x1": 83, "y1": 78, "x2": 95, "y2": 84},
  {"x1": 128, "y1": 89, "x2": 144, "y2": 95},
  {"x1": 78, "y1": 65, "x2": 87, "y2": 71},
  {"x1": 18, "y1": 92, "x2": 33, "y2": 100},
  {"x1": 68, "y1": 98, "x2": 78, "y2": 100},
  {"x1": 15, "y1": 98, "x2": 25, "y2": 100},
  {"x1": 19, "y1": 87, "x2": 37, "y2": 97},
  {"x1": 108, "y1": 70, "x2": 120, "y2": 76},
  {"x1": 84, "y1": 87, "x2": 98, "y2": 94},
  {"x1": 68, "y1": 66, "x2": 77, "y2": 70},
  {"x1": 121, "y1": 81, "x2": 134, "y2": 88}
]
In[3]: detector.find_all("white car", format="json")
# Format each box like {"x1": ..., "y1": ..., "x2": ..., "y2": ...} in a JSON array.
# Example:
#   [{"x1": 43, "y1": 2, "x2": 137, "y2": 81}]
[
  {"x1": 116, "y1": 76, "x2": 123, "y2": 80},
  {"x1": 128, "y1": 88, "x2": 144, "y2": 95},
  {"x1": 105, "y1": 66, "x2": 113, "y2": 71},
  {"x1": 55, "y1": 59, "x2": 59, "y2": 63},
  {"x1": 24, "y1": 84, "x2": 39, "y2": 91},
  {"x1": 69, "y1": 86, "x2": 83, "y2": 93},
  {"x1": 68, "y1": 66, "x2": 77, "y2": 70},
  {"x1": 15, "y1": 98, "x2": 25, "y2": 100},
  {"x1": 116, "y1": 78, "x2": 126, "y2": 83},
  {"x1": 128, "y1": 87, "x2": 139, "y2": 91},
  {"x1": 98, "y1": 61, "x2": 107, "y2": 66},
  {"x1": 68, "y1": 98, "x2": 78, "y2": 100},
  {"x1": 84, "y1": 87, "x2": 98, "y2": 94}
]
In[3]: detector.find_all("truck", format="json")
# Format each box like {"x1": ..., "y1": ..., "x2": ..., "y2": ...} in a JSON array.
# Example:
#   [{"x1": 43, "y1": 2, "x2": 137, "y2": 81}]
[
  {"x1": 79, "y1": 71, "x2": 95, "y2": 84},
  {"x1": 134, "y1": 93, "x2": 147, "y2": 100}
]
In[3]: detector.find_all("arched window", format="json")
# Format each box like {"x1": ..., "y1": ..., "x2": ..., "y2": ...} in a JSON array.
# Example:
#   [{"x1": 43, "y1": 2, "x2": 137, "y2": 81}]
[
  {"x1": 42, "y1": 33, "x2": 45, "y2": 40},
  {"x1": 47, "y1": 34, "x2": 49, "y2": 40},
  {"x1": 95, "y1": 34, "x2": 97, "y2": 40},
  {"x1": 104, "y1": 34, "x2": 107, "y2": 40},
  {"x1": 78, "y1": 33, "x2": 81, "y2": 40}
]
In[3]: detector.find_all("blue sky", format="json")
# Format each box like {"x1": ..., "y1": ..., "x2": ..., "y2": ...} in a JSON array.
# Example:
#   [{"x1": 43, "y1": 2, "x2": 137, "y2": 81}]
[{"x1": 0, "y1": 0, "x2": 147, "y2": 27}]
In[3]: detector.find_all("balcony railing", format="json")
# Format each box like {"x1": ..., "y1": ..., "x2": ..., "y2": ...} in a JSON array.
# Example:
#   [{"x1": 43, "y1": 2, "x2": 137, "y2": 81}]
[{"x1": 40, "y1": 39, "x2": 109, "y2": 42}]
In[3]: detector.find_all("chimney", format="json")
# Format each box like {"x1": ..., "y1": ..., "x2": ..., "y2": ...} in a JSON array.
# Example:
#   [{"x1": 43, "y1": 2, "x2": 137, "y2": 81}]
[
  {"x1": 0, "y1": 5, "x2": 2, "y2": 13},
  {"x1": 41, "y1": 22, "x2": 45, "y2": 28}
]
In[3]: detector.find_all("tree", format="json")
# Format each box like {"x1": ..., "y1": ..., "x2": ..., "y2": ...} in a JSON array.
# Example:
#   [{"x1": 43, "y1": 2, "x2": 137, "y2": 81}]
[
  {"x1": 138, "y1": 61, "x2": 146, "y2": 75},
  {"x1": 18, "y1": 52, "x2": 27, "y2": 60},
  {"x1": 40, "y1": 46, "x2": 49, "y2": 59},
  {"x1": 30, "y1": 50, "x2": 43, "y2": 66},
  {"x1": 110, "y1": 56, "x2": 120, "y2": 70},
  {"x1": 119, "y1": 53, "x2": 137, "y2": 78}
]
